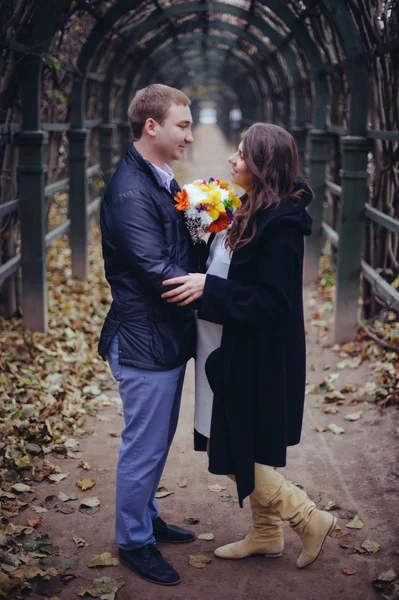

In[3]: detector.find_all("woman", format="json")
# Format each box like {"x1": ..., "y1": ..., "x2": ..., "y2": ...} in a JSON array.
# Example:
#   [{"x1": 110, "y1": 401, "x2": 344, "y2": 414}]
[{"x1": 161, "y1": 123, "x2": 337, "y2": 569}]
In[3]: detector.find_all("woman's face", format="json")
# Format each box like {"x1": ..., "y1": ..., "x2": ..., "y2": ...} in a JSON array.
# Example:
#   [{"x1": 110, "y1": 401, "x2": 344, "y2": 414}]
[{"x1": 228, "y1": 142, "x2": 255, "y2": 193}]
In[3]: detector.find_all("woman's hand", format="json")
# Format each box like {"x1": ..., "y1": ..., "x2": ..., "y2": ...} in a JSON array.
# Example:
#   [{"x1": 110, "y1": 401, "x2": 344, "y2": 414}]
[{"x1": 162, "y1": 273, "x2": 206, "y2": 306}]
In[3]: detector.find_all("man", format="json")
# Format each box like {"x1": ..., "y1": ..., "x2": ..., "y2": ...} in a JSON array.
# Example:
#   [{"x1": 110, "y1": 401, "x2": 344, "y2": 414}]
[{"x1": 98, "y1": 84, "x2": 197, "y2": 586}]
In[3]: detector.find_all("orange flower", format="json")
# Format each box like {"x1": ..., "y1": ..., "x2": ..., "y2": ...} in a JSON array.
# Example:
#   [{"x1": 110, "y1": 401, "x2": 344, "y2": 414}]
[
  {"x1": 174, "y1": 189, "x2": 190, "y2": 211},
  {"x1": 207, "y1": 212, "x2": 231, "y2": 233},
  {"x1": 218, "y1": 179, "x2": 229, "y2": 190}
]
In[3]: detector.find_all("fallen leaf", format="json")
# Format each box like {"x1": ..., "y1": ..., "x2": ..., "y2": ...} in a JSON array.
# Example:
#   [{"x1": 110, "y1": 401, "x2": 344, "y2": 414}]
[
  {"x1": 339, "y1": 533, "x2": 366, "y2": 554},
  {"x1": 79, "y1": 497, "x2": 100, "y2": 515},
  {"x1": 77, "y1": 575, "x2": 125, "y2": 598},
  {"x1": 324, "y1": 406, "x2": 339, "y2": 414},
  {"x1": 28, "y1": 518, "x2": 40, "y2": 528},
  {"x1": 219, "y1": 494, "x2": 238, "y2": 503},
  {"x1": 207, "y1": 484, "x2": 226, "y2": 493},
  {"x1": 97, "y1": 414, "x2": 115, "y2": 422},
  {"x1": 108, "y1": 432, "x2": 120, "y2": 438},
  {"x1": 185, "y1": 517, "x2": 199, "y2": 525},
  {"x1": 324, "y1": 391, "x2": 345, "y2": 402},
  {"x1": 79, "y1": 461, "x2": 91, "y2": 470},
  {"x1": 339, "y1": 509, "x2": 357, "y2": 520},
  {"x1": 58, "y1": 492, "x2": 78, "y2": 502},
  {"x1": 188, "y1": 554, "x2": 212, "y2": 569},
  {"x1": 305, "y1": 384, "x2": 317, "y2": 395},
  {"x1": 76, "y1": 478, "x2": 96, "y2": 491},
  {"x1": 362, "y1": 539, "x2": 380, "y2": 553},
  {"x1": 198, "y1": 533, "x2": 214, "y2": 541},
  {"x1": 328, "y1": 423, "x2": 345, "y2": 435},
  {"x1": 343, "y1": 566, "x2": 356, "y2": 575},
  {"x1": 372, "y1": 568, "x2": 398, "y2": 597},
  {"x1": 373, "y1": 568, "x2": 397, "y2": 582},
  {"x1": 67, "y1": 450, "x2": 83, "y2": 460},
  {"x1": 155, "y1": 486, "x2": 174, "y2": 499},
  {"x1": 315, "y1": 425, "x2": 328, "y2": 432},
  {"x1": 325, "y1": 500, "x2": 341, "y2": 511},
  {"x1": 48, "y1": 473, "x2": 69, "y2": 484},
  {"x1": 88, "y1": 552, "x2": 120, "y2": 568},
  {"x1": 177, "y1": 478, "x2": 188, "y2": 488},
  {"x1": 43, "y1": 495, "x2": 58, "y2": 510},
  {"x1": 331, "y1": 524, "x2": 343, "y2": 538},
  {"x1": 73, "y1": 536, "x2": 86, "y2": 548},
  {"x1": 341, "y1": 384, "x2": 358, "y2": 394},
  {"x1": 344, "y1": 411, "x2": 362, "y2": 421},
  {"x1": 40, "y1": 555, "x2": 79, "y2": 574},
  {"x1": 346, "y1": 515, "x2": 365, "y2": 529},
  {"x1": 12, "y1": 483, "x2": 32, "y2": 493},
  {"x1": 337, "y1": 357, "x2": 362, "y2": 370},
  {"x1": 56, "y1": 504, "x2": 75, "y2": 515}
]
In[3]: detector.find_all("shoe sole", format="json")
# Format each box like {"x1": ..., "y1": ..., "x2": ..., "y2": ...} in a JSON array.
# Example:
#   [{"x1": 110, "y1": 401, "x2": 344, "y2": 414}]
[
  {"x1": 155, "y1": 536, "x2": 196, "y2": 544},
  {"x1": 215, "y1": 550, "x2": 283, "y2": 560},
  {"x1": 298, "y1": 515, "x2": 338, "y2": 569},
  {"x1": 120, "y1": 558, "x2": 181, "y2": 586}
]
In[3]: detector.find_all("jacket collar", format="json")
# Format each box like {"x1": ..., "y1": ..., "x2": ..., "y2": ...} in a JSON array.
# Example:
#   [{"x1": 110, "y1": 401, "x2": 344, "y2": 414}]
[
  {"x1": 125, "y1": 144, "x2": 179, "y2": 196},
  {"x1": 231, "y1": 179, "x2": 313, "y2": 266}
]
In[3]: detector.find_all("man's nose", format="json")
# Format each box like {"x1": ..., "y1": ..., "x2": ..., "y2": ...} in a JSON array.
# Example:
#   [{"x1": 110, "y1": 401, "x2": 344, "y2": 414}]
[{"x1": 185, "y1": 129, "x2": 194, "y2": 143}]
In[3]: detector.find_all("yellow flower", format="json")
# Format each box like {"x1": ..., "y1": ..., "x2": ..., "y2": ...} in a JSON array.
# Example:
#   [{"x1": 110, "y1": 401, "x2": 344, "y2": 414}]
[
  {"x1": 208, "y1": 208, "x2": 220, "y2": 221},
  {"x1": 229, "y1": 186, "x2": 241, "y2": 208},
  {"x1": 215, "y1": 201, "x2": 226, "y2": 213},
  {"x1": 231, "y1": 196, "x2": 241, "y2": 208},
  {"x1": 208, "y1": 189, "x2": 221, "y2": 205}
]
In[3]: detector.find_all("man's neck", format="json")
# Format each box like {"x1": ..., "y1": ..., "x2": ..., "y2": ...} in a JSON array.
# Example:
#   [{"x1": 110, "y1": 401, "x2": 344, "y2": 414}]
[{"x1": 133, "y1": 140, "x2": 167, "y2": 170}]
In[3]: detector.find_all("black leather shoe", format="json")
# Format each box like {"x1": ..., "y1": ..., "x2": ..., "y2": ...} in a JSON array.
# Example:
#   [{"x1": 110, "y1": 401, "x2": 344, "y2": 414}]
[
  {"x1": 152, "y1": 516, "x2": 196, "y2": 544},
  {"x1": 119, "y1": 543, "x2": 180, "y2": 586}
]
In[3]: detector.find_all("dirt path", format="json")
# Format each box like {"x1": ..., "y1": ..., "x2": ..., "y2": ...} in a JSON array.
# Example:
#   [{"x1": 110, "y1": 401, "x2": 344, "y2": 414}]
[{"x1": 27, "y1": 125, "x2": 399, "y2": 600}]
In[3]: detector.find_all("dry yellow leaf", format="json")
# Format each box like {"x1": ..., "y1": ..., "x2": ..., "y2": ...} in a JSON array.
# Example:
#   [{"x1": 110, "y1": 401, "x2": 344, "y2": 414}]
[{"x1": 76, "y1": 478, "x2": 96, "y2": 491}]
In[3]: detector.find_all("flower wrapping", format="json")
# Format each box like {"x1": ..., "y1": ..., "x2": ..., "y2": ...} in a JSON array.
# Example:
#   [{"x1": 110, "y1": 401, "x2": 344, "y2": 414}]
[{"x1": 174, "y1": 178, "x2": 241, "y2": 243}]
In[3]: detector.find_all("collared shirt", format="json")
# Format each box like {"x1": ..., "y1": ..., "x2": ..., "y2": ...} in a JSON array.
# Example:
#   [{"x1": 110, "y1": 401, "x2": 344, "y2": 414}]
[{"x1": 148, "y1": 161, "x2": 174, "y2": 193}]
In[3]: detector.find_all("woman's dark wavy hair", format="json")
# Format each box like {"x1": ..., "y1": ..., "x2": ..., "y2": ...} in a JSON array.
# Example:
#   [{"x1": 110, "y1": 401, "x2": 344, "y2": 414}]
[{"x1": 226, "y1": 122, "x2": 310, "y2": 252}]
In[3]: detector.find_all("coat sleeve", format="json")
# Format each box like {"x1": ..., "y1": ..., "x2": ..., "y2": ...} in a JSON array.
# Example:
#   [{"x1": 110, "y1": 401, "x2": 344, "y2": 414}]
[
  {"x1": 110, "y1": 189, "x2": 188, "y2": 296},
  {"x1": 197, "y1": 235, "x2": 300, "y2": 327}
]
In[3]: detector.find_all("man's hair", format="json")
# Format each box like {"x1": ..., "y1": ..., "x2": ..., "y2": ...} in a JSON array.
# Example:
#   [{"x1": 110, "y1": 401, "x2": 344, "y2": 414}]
[{"x1": 128, "y1": 84, "x2": 191, "y2": 140}]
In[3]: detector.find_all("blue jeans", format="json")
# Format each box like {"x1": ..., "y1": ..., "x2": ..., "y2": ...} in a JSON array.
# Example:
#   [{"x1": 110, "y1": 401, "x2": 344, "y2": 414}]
[{"x1": 107, "y1": 334, "x2": 186, "y2": 550}]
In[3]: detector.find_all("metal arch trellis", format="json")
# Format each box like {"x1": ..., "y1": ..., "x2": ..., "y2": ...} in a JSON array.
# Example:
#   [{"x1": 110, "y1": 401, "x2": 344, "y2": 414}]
[
  {"x1": 144, "y1": 50, "x2": 266, "y2": 119},
  {"x1": 100, "y1": 13, "x2": 297, "y2": 127},
  {"x1": 118, "y1": 19, "x2": 296, "y2": 130},
  {"x1": 0, "y1": 0, "x2": 398, "y2": 345},
  {"x1": 108, "y1": 19, "x2": 301, "y2": 130},
  {"x1": 73, "y1": 0, "x2": 330, "y2": 130},
  {"x1": 131, "y1": 37, "x2": 273, "y2": 121}
]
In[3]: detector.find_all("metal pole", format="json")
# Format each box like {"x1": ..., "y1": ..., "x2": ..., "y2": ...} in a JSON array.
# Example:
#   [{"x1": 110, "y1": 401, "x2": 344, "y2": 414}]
[
  {"x1": 99, "y1": 124, "x2": 115, "y2": 188},
  {"x1": 67, "y1": 128, "x2": 89, "y2": 278},
  {"x1": 304, "y1": 130, "x2": 331, "y2": 284},
  {"x1": 333, "y1": 136, "x2": 370, "y2": 343}
]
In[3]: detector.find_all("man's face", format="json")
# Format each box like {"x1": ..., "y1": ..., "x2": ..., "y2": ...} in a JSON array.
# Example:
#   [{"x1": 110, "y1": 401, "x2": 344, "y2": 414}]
[{"x1": 152, "y1": 104, "x2": 193, "y2": 162}]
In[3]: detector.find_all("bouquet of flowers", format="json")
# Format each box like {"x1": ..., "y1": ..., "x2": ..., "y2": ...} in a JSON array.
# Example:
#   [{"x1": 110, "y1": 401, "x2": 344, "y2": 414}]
[{"x1": 173, "y1": 177, "x2": 241, "y2": 243}]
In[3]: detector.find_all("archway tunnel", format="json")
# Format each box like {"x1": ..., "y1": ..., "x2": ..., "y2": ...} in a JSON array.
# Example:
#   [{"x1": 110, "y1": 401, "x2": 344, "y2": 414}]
[{"x1": 0, "y1": 0, "x2": 398, "y2": 341}]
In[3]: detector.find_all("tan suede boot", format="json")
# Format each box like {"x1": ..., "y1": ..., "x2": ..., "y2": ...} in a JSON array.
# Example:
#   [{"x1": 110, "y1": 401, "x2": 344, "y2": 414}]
[
  {"x1": 252, "y1": 464, "x2": 337, "y2": 569},
  {"x1": 214, "y1": 493, "x2": 284, "y2": 559}
]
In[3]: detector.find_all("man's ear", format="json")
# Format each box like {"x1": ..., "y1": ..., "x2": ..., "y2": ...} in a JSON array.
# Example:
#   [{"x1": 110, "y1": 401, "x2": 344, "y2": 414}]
[{"x1": 144, "y1": 118, "x2": 157, "y2": 138}]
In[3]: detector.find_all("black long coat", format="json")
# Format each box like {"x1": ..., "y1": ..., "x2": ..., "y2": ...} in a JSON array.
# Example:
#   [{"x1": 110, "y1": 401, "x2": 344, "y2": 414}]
[{"x1": 197, "y1": 183, "x2": 313, "y2": 506}]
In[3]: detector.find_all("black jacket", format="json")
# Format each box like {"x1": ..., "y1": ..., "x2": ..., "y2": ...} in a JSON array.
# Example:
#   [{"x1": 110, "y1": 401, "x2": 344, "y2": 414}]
[
  {"x1": 198, "y1": 181, "x2": 313, "y2": 506},
  {"x1": 98, "y1": 145, "x2": 198, "y2": 370}
]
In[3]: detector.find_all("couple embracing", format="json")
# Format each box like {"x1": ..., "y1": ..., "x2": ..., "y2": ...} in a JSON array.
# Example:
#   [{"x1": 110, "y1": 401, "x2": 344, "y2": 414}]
[{"x1": 98, "y1": 84, "x2": 336, "y2": 587}]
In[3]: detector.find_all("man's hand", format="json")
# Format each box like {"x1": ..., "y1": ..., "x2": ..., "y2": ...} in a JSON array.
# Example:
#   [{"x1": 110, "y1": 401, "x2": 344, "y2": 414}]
[{"x1": 162, "y1": 273, "x2": 206, "y2": 306}]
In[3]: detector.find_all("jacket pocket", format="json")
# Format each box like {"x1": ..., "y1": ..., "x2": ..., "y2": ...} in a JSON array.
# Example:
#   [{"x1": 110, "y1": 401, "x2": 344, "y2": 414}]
[{"x1": 148, "y1": 318, "x2": 165, "y2": 364}]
